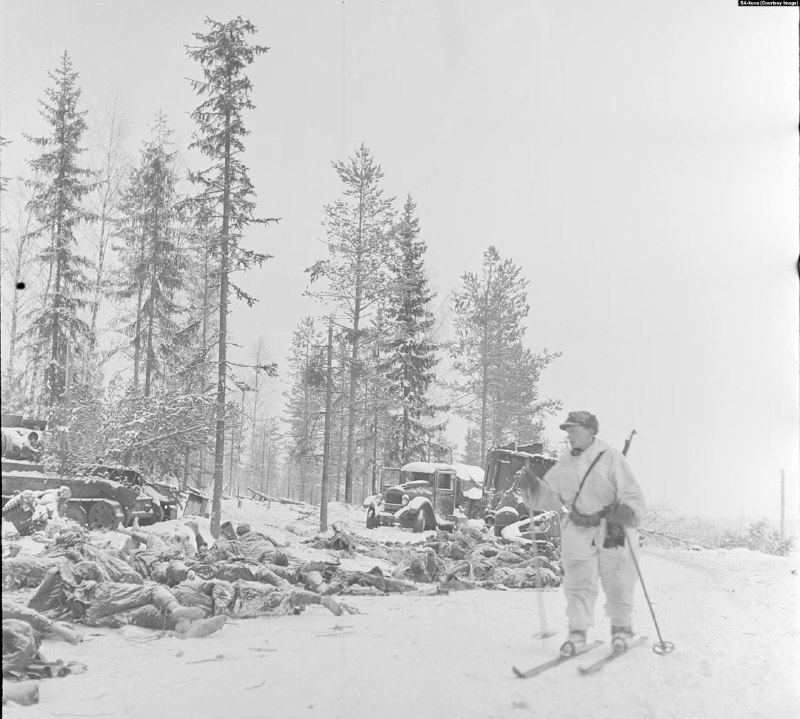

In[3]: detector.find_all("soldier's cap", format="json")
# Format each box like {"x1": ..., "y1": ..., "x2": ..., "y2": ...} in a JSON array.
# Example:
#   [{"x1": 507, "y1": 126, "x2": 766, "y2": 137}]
[{"x1": 559, "y1": 411, "x2": 599, "y2": 433}]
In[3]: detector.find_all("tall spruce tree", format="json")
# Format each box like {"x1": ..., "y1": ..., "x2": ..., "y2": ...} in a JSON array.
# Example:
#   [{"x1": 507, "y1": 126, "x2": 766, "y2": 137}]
[
  {"x1": 381, "y1": 195, "x2": 446, "y2": 465},
  {"x1": 187, "y1": 16, "x2": 273, "y2": 537},
  {"x1": 306, "y1": 144, "x2": 395, "y2": 503},
  {"x1": 115, "y1": 114, "x2": 182, "y2": 397},
  {"x1": 25, "y1": 51, "x2": 95, "y2": 411},
  {"x1": 451, "y1": 246, "x2": 560, "y2": 463}
]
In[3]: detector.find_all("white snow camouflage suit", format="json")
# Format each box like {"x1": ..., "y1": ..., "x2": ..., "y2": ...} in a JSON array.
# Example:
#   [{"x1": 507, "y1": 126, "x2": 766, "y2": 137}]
[{"x1": 525, "y1": 437, "x2": 646, "y2": 633}]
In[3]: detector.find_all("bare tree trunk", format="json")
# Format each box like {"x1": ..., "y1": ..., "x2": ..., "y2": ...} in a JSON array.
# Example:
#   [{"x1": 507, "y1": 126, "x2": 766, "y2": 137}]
[
  {"x1": 198, "y1": 237, "x2": 211, "y2": 491},
  {"x1": 210, "y1": 115, "x2": 232, "y2": 539},
  {"x1": 344, "y1": 294, "x2": 361, "y2": 504},
  {"x1": 480, "y1": 263, "x2": 492, "y2": 466},
  {"x1": 320, "y1": 315, "x2": 334, "y2": 532},
  {"x1": 372, "y1": 371, "x2": 379, "y2": 495},
  {"x1": 132, "y1": 277, "x2": 143, "y2": 392},
  {"x1": 343, "y1": 182, "x2": 366, "y2": 505},
  {"x1": 182, "y1": 447, "x2": 191, "y2": 491},
  {"x1": 228, "y1": 418, "x2": 236, "y2": 497},
  {"x1": 336, "y1": 337, "x2": 346, "y2": 502}
]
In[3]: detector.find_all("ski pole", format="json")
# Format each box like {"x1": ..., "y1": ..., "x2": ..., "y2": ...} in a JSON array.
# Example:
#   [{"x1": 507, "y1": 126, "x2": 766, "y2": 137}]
[
  {"x1": 623, "y1": 529, "x2": 674, "y2": 654},
  {"x1": 523, "y1": 457, "x2": 555, "y2": 639},
  {"x1": 621, "y1": 430, "x2": 675, "y2": 655}
]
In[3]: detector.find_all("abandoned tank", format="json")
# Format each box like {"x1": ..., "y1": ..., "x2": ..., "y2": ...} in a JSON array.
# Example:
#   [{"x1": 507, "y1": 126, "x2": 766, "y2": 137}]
[{"x1": 1, "y1": 414, "x2": 177, "y2": 533}]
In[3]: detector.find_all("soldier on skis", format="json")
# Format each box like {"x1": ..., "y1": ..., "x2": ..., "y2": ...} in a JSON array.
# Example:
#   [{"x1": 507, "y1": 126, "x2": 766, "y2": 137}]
[{"x1": 519, "y1": 411, "x2": 645, "y2": 657}]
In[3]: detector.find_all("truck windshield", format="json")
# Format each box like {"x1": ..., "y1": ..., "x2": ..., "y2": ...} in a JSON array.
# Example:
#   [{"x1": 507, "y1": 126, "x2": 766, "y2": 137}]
[{"x1": 403, "y1": 472, "x2": 433, "y2": 484}]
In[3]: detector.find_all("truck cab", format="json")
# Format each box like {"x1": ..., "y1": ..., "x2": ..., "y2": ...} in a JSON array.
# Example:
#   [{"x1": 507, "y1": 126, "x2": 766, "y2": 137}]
[{"x1": 364, "y1": 461, "x2": 483, "y2": 533}]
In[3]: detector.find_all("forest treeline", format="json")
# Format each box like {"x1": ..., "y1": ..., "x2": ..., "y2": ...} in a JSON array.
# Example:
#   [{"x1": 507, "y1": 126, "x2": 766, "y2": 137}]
[{"x1": 0, "y1": 17, "x2": 560, "y2": 535}]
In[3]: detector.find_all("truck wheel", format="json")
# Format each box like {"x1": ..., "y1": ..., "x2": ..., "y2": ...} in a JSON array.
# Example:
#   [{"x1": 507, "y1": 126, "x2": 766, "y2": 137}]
[
  {"x1": 63, "y1": 503, "x2": 88, "y2": 527},
  {"x1": 413, "y1": 511, "x2": 426, "y2": 533},
  {"x1": 88, "y1": 501, "x2": 119, "y2": 531},
  {"x1": 366, "y1": 507, "x2": 378, "y2": 529}
]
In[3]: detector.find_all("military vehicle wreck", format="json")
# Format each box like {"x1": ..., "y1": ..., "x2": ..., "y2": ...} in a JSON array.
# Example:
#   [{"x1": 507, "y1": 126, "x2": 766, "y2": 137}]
[
  {"x1": 363, "y1": 461, "x2": 484, "y2": 533},
  {"x1": 1, "y1": 415, "x2": 180, "y2": 534}
]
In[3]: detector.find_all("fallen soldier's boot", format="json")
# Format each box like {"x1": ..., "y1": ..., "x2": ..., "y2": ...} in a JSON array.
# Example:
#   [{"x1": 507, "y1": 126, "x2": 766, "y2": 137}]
[
  {"x1": 169, "y1": 606, "x2": 205, "y2": 621},
  {"x1": 320, "y1": 596, "x2": 343, "y2": 616},
  {"x1": 559, "y1": 629, "x2": 587, "y2": 657},
  {"x1": 50, "y1": 622, "x2": 83, "y2": 644},
  {"x1": 176, "y1": 615, "x2": 226, "y2": 638}
]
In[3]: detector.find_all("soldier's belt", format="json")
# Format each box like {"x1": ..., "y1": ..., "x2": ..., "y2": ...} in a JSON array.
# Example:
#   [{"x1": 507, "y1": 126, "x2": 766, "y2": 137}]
[{"x1": 568, "y1": 509, "x2": 605, "y2": 528}]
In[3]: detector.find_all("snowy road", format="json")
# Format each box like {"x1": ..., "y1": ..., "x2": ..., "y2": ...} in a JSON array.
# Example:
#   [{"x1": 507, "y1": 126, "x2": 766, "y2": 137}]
[{"x1": 6, "y1": 545, "x2": 798, "y2": 719}]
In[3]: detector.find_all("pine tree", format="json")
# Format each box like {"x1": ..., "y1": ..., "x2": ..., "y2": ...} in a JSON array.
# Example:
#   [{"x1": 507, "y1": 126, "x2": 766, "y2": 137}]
[
  {"x1": 25, "y1": 51, "x2": 95, "y2": 411},
  {"x1": 282, "y1": 316, "x2": 327, "y2": 500},
  {"x1": 115, "y1": 114, "x2": 182, "y2": 397},
  {"x1": 306, "y1": 144, "x2": 395, "y2": 503},
  {"x1": 381, "y1": 194, "x2": 446, "y2": 466},
  {"x1": 187, "y1": 16, "x2": 274, "y2": 537},
  {"x1": 451, "y1": 246, "x2": 560, "y2": 462}
]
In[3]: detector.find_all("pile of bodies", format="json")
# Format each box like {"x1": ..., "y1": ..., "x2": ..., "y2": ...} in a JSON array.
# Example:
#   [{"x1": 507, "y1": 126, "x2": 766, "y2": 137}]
[
  {"x1": 307, "y1": 522, "x2": 562, "y2": 591},
  {"x1": 2, "y1": 517, "x2": 562, "y2": 697}
]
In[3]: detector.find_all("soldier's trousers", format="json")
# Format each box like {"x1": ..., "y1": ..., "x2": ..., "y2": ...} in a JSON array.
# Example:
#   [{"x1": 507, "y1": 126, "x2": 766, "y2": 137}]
[{"x1": 560, "y1": 521, "x2": 638, "y2": 632}]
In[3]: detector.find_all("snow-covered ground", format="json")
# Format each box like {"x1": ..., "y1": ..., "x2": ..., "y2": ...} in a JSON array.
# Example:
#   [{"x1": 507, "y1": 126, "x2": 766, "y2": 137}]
[{"x1": 4, "y1": 497, "x2": 799, "y2": 719}]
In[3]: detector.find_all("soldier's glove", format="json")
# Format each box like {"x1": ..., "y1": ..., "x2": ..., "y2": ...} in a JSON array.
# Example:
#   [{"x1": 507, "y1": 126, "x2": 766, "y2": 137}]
[{"x1": 605, "y1": 502, "x2": 637, "y2": 527}]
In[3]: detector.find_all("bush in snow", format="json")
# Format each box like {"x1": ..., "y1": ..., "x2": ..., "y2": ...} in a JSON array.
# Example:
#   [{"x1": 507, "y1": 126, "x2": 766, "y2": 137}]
[{"x1": 717, "y1": 518, "x2": 793, "y2": 557}]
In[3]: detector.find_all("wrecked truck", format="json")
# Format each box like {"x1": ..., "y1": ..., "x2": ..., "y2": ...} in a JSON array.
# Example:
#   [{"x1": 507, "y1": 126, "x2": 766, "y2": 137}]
[
  {"x1": 482, "y1": 442, "x2": 558, "y2": 538},
  {"x1": 363, "y1": 461, "x2": 484, "y2": 533}
]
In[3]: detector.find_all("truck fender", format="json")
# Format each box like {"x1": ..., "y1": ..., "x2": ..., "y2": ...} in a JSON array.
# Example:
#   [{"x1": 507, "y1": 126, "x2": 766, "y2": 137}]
[{"x1": 395, "y1": 495, "x2": 431, "y2": 519}]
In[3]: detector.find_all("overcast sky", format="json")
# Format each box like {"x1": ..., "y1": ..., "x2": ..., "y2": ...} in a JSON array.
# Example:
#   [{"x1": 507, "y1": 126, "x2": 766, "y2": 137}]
[{"x1": 1, "y1": 0, "x2": 797, "y2": 525}]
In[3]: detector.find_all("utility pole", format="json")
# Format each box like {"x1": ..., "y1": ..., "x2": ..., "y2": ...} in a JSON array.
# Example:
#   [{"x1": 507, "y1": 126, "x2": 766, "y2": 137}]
[
  {"x1": 780, "y1": 469, "x2": 785, "y2": 538},
  {"x1": 260, "y1": 426, "x2": 266, "y2": 495},
  {"x1": 320, "y1": 315, "x2": 334, "y2": 532}
]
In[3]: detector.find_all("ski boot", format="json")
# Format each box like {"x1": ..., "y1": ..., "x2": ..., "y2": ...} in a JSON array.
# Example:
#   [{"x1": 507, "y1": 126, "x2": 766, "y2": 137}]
[
  {"x1": 611, "y1": 625, "x2": 634, "y2": 653},
  {"x1": 559, "y1": 629, "x2": 587, "y2": 657}
]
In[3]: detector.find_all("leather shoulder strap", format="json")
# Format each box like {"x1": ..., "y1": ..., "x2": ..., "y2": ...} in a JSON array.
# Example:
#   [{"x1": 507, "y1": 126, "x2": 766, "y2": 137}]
[{"x1": 571, "y1": 451, "x2": 606, "y2": 510}]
